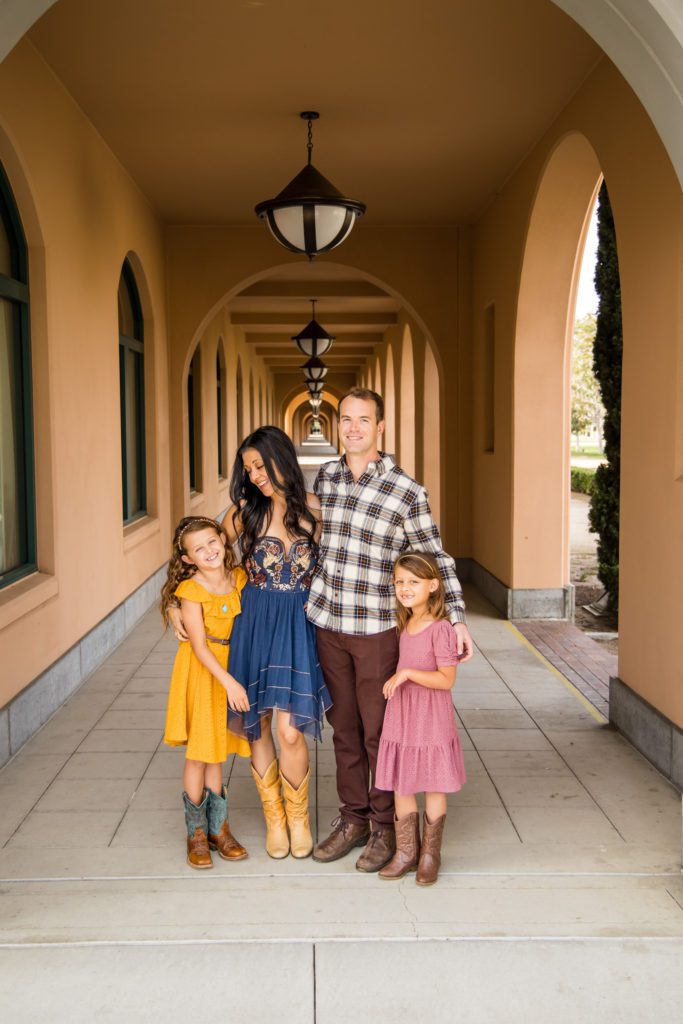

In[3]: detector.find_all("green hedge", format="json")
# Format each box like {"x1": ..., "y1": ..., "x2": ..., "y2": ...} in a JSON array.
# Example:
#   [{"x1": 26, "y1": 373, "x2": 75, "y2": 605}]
[{"x1": 571, "y1": 467, "x2": 596, "y2": 495}]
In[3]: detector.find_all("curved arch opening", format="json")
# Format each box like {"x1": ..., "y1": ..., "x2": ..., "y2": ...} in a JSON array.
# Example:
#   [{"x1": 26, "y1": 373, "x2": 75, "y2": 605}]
[{"x1": 513, "y1": 132, "x2": 602, "y2": 591}]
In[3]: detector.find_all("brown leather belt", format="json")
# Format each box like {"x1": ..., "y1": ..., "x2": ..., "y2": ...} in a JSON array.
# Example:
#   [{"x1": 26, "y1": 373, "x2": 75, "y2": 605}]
[{"x1": 206, "y1": 635, "x2": 230, "y2": 646}]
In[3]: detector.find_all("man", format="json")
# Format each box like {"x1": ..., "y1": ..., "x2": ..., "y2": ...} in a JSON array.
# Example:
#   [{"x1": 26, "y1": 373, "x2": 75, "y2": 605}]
[{"x1": 308, "y1": 387, "x2": 473, "y2": 871}]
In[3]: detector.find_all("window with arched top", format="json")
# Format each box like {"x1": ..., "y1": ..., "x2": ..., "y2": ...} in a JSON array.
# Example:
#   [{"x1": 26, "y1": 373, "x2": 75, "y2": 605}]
[
  {"x1": 118, "y1": 259, "x2": 146, "y2": 522},
  {"x1": 187, "y1": 346, "x2": 202, "y2": 492},
  {"x1": 0, "y1": 162, "x2": 35, "y2": 586}
]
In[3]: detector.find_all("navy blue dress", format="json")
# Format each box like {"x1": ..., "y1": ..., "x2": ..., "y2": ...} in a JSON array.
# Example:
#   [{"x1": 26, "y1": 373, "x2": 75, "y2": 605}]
[{"x1": 228, "y1": 536, "x2": 331, "y2": 742}]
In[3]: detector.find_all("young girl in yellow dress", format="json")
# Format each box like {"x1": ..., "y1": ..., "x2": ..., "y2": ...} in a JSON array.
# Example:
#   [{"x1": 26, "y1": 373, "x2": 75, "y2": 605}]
[{"x1": 161, "y1": 516, "x2": 251, "y2": 869}]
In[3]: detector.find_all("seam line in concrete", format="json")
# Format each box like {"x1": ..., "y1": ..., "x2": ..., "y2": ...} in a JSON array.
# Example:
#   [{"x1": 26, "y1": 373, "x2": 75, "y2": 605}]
[
  {"x1": 1, "y1": 936, "x2": 682, "y2": 950},
  {"x1": 0, "y1": 871, "x2": 679, "y2": 883}
]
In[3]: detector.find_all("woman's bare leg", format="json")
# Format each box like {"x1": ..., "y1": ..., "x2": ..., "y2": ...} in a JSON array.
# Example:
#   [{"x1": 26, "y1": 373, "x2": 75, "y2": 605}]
[
  {"x1": 250, "y1": 711, "x2": 277, "y2": 776},
  {"x1": 276, "y1": 712, "x2": 309, "y2": 787}
]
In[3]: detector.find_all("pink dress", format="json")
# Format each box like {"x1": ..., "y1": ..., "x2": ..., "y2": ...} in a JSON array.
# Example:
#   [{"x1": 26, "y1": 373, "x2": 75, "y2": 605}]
[{"x1": 376, "y1": 619, "x2": 466, "y2": 795}]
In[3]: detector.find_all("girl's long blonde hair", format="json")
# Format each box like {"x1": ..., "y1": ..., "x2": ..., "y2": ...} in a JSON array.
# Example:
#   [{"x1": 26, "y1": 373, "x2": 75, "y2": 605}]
[
  {"x1": 393, "y1": 551, "x2": 448, "y2": 633},
  {"x1": 160, "y1": 516, "x2": 234, "y2": 625}
]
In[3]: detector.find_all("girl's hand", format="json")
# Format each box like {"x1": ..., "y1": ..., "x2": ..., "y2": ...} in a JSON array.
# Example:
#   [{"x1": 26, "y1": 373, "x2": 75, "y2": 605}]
[
  {"x1": 168, "y1": 605, "x2": 189, "y2": 642},
  {"x1": 383, "y1": 669, "x2": 408, "y2": 700},
  {"x1": 225, "y1": 679, "x2": 250, "y2": 714}
]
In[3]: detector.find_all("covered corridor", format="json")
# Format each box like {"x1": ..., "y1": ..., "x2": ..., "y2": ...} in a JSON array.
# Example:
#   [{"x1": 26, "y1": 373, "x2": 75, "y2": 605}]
[{"x1": 1, "y1": 0, "x2": 683, "y2": 1017}]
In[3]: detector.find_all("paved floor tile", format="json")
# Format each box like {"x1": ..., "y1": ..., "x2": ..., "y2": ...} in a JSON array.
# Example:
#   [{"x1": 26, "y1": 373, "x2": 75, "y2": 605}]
[
  {"x1": 6, "y1": 810, "x2": 122, "y2": 848},
  {"x1": 77, "y1": 729, "x2": 161, "y2": 752},
  {"x1": 0, "y1": 945, "x2": 313, "y2": 1024}
]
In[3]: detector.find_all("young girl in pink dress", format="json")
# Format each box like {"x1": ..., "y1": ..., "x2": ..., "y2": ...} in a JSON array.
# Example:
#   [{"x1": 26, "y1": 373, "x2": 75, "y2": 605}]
[{"x1": 375, "y1": 551, "x2": 466, "y2": 885}]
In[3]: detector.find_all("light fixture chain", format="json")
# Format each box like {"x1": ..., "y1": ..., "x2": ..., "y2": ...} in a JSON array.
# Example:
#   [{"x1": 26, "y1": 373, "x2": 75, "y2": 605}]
[{"x1": 306, "y1": 117, "x2": 314, "y2": 165}]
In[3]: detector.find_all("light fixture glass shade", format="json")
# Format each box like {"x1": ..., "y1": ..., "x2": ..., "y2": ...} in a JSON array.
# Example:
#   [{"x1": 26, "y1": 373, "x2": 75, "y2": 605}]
[
  {"x1": 255, "y1": 152, "x2": 365, "y2": 260},
  {"x1": 309, "y1": 397, "x2": 322, "y2": 412},
  {"x1": 292, "y1": 300, "x2": 335, "y2": 358},
  {"x1": 307, "y1": 380, "x2": 324, "y2": 397},
  {"x1": 303, "y1": 356, "x2": 328, "y2": 382},
  {"x1": 292, "y1": 317, "x2": 334, "y2": 358}
]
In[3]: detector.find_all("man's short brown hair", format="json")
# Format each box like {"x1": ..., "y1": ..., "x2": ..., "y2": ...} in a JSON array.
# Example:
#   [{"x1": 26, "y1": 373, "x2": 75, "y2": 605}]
[{"x1": 338, "y1": 387, "x2": 384, "y2": 422}]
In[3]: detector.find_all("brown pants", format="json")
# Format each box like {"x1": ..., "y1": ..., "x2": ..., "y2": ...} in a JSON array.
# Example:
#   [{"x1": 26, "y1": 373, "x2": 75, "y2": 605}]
[{"x1": 316, "y1": 626, "x2": 399, "y2": 828}]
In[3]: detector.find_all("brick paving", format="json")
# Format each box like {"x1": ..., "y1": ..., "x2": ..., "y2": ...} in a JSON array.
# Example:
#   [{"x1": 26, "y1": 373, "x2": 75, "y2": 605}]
[{"x1": 512, "y1": 618, "x2": 615, "y2": 718}]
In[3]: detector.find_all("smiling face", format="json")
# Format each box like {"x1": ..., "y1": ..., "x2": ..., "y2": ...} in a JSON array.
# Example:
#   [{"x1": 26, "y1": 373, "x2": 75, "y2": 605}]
[
  {"x1": 181, "y1": 526, "x2": 226, "y2": 571},
  {"x1": 338, "y1": 396, "x2": 384, "y2": 458},
  {"x1": 241, "y1": 446, "x2": 277, "y2": 498},
  {"x1": 393, "y1": 568, "x2": 439, "y2": 612}
]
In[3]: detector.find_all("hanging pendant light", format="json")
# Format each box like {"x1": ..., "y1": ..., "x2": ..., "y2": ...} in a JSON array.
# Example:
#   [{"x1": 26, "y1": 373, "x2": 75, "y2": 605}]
[
  {"x1": 306, "y1": 379, "x2": 324, "y2": 398},
  {"x1": 303, "y1": 355, "x2": 328, "y2": 383},
  {"x1": 292, "y1": 299, "x2": 335, "y2": 358},
  {"x1": 309, "y1": 396, "x2": 322, "y2": 413},
  {"x1": 255, "y1": 112, "x2": 366, "y2": 260}
]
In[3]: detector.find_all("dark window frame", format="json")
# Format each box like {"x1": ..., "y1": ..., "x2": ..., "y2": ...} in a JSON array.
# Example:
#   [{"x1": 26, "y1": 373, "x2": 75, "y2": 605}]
[
  {"x1": 0, "y1": 162, "x2": 36, "y2": 590},
  {"x1": 118, "y1": 259, "x2": 146, "y2": 523}
]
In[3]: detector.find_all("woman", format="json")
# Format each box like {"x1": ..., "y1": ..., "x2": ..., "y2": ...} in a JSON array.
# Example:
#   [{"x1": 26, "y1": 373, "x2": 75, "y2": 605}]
[{"x1": 171, "y1": 426, "x2": 330, "y2": 859}]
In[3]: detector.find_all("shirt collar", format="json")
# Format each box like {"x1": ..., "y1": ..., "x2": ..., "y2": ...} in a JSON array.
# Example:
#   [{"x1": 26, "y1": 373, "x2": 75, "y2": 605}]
[{"x1": 338, "y1": 451, "x2": 394, "y2": 480}]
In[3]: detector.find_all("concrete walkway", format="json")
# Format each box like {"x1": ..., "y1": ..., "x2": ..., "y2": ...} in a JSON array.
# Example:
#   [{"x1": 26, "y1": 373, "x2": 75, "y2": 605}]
[{"x1": 1, "y1": 587, "x2": 681, "y2": 1022}]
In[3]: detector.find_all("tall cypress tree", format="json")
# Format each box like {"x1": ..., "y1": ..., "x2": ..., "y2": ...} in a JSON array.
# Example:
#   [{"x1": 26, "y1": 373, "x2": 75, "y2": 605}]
[{"x1": 589, "y1": 182, "x2": 622, "y2": 610}]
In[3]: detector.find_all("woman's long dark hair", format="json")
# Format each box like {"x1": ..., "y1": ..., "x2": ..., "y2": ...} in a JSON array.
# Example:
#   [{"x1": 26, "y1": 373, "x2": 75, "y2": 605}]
[{"x1": 229, "y1": 425, "x2": 318, "y2": 560}]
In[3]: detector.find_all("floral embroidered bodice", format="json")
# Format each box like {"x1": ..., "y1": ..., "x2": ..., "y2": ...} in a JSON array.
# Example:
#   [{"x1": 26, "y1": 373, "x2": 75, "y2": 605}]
[{"x1": 244, "y1": 536, "x2": 316, "y2": 593}]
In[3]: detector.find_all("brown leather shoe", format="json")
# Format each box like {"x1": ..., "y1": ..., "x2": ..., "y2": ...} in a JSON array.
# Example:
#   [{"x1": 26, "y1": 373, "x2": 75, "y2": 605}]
[
  {"x1": 208, "y1": 821, "x2": 248, "y2": 861},
  {"x1": 416, "y1": 812, "x2": 446, "y2": 886},
  {"x1": 356, "y1": 826, "x2": 397, "y2": 872},
  {"x1": 187, "y1": 827, "x2": 213, "y2": 869},
  {"x1": 312, "y1": 816, "x2": 370, "y2": 863},
  {"x1": 379, "y1": 813, "x2": 420, "y2": 880}
]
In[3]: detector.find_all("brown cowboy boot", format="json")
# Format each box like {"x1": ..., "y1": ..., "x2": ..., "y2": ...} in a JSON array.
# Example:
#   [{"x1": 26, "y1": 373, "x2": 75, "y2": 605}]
[
  {"x1": 379, "y1": 813, "x2": 420, "y2": 880},
  {"x1": 183, "y1": 790, "x2": 212, "y2": 870},
  {"x1": 207, "y1": 785, "x2": 248, "y2": 861},
  {"x1": 416, "y1": 812, "x2": 446, "y2": 886},
  {"x1": 356, "y1": 824, "x2": 397, "y2": 872}
]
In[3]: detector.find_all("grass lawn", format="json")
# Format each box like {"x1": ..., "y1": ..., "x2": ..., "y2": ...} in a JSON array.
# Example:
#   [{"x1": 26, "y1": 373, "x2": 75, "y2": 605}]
[{"x1": 571, "y1": 446, "x2": 605, "y2": 457}]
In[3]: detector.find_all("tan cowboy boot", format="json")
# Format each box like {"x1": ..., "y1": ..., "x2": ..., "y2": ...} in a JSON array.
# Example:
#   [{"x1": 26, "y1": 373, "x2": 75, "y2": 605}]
[
  {"x1": 379, "y1": 813, "x2": 420, "y2": 880},
  {"x1": 183, "y1": 790, "x2": 213, "y2": 870},
  {"x1": 416, "y1": 812, "x2": 446, "y2": 886},
  {"x1": 207, "y1": 785, "x2": 248, "y2": 861},
  {"x1": 251, "y1": 759, "x2": 290, "y2": 858},
  {"x1": 280, "y1": 768, "x2": 313, "y2": 858}
]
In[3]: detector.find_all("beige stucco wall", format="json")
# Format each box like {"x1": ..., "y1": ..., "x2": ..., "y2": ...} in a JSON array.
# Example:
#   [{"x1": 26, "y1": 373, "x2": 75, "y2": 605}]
[
  {"x1": 170, "y1": 307, "x2": 272, "y2": 524},
  {"x1": 0, "y1": 40, "x2": 171, "y2": 706},
  {"x1": 471, "y1": 56, "x2": 683, "y2": 725}
]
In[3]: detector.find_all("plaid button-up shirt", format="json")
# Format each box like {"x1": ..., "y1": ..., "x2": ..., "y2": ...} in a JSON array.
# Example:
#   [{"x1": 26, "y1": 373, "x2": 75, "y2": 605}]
[{"x1": 306, "y1": 453, "x2": 466, "y2": 635}]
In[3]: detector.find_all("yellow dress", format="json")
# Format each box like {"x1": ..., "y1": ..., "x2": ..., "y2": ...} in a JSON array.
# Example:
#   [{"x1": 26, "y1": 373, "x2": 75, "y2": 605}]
[{"x1": 163, "y1": 569, "x2": 251, "y2": 763}]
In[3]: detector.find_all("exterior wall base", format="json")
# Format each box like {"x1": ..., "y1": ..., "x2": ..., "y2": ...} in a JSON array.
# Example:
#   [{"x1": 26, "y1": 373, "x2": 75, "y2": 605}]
[
  {"x1": 457, "y1": 558, "x2": 575, "y2": 619},
  {"x1": 610, "y1": 676, "x2": 683, "y2": 791},
  {"x1": 0, "y1": 564, "x2": 167, "y2": 769}
]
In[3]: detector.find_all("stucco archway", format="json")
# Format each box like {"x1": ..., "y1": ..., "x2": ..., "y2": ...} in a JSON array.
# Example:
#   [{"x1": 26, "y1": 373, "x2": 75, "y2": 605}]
[{"x1": 512, "y1": 132, "x2": 602, "y2": 597}]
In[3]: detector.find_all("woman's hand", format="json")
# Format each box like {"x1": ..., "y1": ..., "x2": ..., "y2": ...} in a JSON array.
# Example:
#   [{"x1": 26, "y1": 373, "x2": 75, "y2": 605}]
[
  {"x1": 168, "y1": 605, "x2": 189, "y2": 642},
  {"x1": 225, "y1": 678, "x2": 250, "y2": 714},
  {"x1": 383, "y1": 669, "x2": 409, "y2": 700}
]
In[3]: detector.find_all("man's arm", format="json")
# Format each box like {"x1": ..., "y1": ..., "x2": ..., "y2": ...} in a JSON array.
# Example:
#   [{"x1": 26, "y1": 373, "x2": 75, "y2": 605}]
[
  {"x1": 404, "y1": 488, "x2": 466, "y2": 624},
  {"x1": 403, "y1": 488, "x2": 474, "y2": 662}
]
